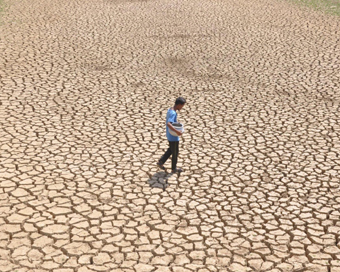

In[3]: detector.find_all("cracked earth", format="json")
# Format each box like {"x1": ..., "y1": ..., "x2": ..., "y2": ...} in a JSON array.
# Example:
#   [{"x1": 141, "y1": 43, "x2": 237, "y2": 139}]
[{"x1": 0, "y1": 0, "x2": 340, "y2": 271}]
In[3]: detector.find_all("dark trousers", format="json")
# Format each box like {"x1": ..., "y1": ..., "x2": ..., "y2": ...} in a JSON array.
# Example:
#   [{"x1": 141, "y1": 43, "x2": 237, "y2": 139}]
[{"x1": 159, "y1": 141, "x2": 179, "y2": 171}]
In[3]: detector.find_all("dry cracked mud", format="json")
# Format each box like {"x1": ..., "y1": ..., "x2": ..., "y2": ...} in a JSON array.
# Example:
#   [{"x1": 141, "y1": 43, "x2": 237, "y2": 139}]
[{"x1": 0, "y1": 0, "x2": 340, "y2": 271}]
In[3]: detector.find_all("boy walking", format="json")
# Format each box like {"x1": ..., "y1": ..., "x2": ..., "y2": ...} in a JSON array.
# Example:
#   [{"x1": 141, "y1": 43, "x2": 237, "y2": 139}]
[{"x1": 157, "y1": 97, "x2": 186, "y2": 173}]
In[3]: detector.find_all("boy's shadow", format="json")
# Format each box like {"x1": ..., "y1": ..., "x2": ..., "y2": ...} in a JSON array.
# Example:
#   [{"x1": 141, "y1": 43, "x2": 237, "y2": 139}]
[{"x1": 147, "y1": 171, "x2": 174, "y2": 190}]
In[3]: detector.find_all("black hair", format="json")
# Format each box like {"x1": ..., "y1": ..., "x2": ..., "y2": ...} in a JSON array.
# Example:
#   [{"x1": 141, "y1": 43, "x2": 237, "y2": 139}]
[{"x1": 175, "y1": 97, "x2": 186, "y2": 105}]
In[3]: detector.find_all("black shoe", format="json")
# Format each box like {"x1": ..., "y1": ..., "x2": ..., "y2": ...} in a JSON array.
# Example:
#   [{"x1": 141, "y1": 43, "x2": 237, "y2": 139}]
[
  {"x1": 157, "y1": 161, "x2": 166, "y2": 170},
  {"x1": 172, "y1": 168, "x2": 183, "y2": 174}
]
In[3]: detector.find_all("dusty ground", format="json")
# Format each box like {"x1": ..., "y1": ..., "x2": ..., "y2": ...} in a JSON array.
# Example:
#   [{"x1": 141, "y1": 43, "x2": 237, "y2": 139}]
[{"x1": 1, "y1": 0, "x2": 340, "y2": 271}]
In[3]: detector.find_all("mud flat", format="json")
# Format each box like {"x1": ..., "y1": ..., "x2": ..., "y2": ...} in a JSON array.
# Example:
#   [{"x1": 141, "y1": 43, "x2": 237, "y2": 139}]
[{"x1": 0, "y1": 0, "x2": 340, "y2": 271}]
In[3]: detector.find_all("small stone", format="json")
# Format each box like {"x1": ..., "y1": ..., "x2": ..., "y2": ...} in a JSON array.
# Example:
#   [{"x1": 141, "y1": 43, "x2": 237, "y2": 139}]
[
  {"x1": 93, "y1": 253, "x2": 111, "y2": 265},
  {"x1": 134, "y1": 263, "x2": 155, "y2": 271},
  {"x1": 42, "y1": 224, "x2": 69, "y2": 235},
  {"x1": 11, "y1": 188, "x2": 29, "y2": 197}
]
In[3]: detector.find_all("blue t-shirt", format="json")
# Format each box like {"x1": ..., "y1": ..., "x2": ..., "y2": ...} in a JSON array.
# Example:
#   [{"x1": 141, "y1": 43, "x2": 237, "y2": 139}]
[{"x1": 166, "y1": 108, "x2": 179, "y2": 142}]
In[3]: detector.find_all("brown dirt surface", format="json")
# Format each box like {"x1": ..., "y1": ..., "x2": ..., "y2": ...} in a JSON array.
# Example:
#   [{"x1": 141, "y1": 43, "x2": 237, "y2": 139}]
[{"x1": 0, "y1": 0, "x2": 340, "y2": 271}]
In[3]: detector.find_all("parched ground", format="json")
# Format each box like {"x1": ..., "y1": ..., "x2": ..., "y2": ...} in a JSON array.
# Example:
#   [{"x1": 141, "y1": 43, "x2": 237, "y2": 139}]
[{"x1": 0, "y1": 0, "x2": 340, "y2": 271}]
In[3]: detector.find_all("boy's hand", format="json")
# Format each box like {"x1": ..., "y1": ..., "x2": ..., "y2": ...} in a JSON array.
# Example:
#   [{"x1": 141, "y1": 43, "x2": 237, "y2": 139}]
[{"x1": 176, "y1": 130, "x2": 183, "y2": 136}]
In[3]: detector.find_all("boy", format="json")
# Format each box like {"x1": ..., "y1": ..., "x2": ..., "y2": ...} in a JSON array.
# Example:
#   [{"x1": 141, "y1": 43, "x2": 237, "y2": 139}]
[{"x1": 157, "y1": 97, "x2": 186, "y2": 173}]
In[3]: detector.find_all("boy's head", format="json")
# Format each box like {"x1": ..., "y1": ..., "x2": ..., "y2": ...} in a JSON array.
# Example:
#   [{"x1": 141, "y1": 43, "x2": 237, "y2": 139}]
[{"x1": 175, "y1": 97, "x2": 186, "y2": 110}]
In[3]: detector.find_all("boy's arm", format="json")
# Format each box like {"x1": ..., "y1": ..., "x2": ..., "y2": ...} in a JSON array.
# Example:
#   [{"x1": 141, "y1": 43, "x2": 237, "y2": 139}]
[{"x1": 167, "y1": 122, "x2": 183, "y2": 136}]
